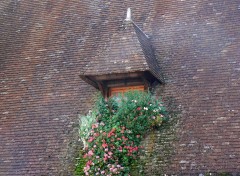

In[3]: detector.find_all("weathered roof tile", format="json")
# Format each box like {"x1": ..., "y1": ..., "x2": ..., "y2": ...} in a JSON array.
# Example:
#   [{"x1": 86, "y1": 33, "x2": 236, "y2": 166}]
[{"x1": 82, "y1": 25, "x2": 148, "y2": 75}]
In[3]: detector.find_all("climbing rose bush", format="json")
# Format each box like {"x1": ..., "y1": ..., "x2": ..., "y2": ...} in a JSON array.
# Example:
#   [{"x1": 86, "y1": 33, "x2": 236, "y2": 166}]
[{"x1": 77, "y1": 91, "x2": 168, "y2": 176}]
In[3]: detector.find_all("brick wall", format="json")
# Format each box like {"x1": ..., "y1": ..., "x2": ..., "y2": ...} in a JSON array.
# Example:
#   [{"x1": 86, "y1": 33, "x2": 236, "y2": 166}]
[{"x1": 1, "y1": 0, "x2": 240, "y2": 175}]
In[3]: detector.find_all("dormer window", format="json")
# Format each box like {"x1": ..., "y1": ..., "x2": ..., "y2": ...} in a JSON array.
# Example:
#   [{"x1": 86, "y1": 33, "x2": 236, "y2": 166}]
[{"x1": 80, "y1": 9, "x2": 164, "y2": 98}]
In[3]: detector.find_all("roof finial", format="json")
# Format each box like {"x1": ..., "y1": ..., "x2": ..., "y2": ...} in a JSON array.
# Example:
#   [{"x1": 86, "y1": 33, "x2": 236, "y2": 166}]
[{"x1": 125, "y1": 8, "x2": 132, "y2": 22}]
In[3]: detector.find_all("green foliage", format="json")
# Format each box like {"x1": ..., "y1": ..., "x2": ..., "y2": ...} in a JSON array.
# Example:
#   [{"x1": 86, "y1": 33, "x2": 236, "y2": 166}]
[
  {"x1": 76, "y1": 91, "x2": 168, "y2": 175},
  {"x1": 79, "y1": 110, "x2": 97, "y2": 149},
  {"x1": 75, "y1": 150, "x2": 88, "y2": 176}
]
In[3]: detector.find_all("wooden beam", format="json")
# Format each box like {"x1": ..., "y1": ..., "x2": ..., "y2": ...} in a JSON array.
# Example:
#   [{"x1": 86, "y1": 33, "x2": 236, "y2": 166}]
[
  {"x1": 79, "y1": 75, "x2": 98, "y2": 89},
  {"x1": 97, "y1": 82, "x2": 104, "y2": 95},
  {"x1": 93, "y1": 72, "x2": 144, "y2": 81},
  {"x1": 141, "y1": 76, "x2": 150, "y2": 90},
  {"x1": 97, "y1": 82, "x2": 108, "y2": 99}
]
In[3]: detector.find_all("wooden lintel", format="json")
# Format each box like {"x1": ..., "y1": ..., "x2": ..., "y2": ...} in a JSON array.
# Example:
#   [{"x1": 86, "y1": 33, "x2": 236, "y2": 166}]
[
  {"x1": 80, "y1": 75, "x2": 98, "y2": 89},
  {"x1": 94, "y1": 72, "x2": 144, "y2": 81}
]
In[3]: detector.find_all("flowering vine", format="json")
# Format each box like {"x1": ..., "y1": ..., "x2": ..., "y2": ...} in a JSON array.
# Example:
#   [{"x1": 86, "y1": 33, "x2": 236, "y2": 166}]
[{"x1": 76, "y1": 91, "x2": 168, "y2": 176}]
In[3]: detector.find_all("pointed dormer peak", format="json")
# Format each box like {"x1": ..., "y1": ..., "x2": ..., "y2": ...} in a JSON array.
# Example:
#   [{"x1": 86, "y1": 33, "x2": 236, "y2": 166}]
[
  {"x1": 125, "y1": 8, "x2": 132, "y2": 22},
  {"x1": 123, "y1": 8, "x2": 148, "y2": 38}
]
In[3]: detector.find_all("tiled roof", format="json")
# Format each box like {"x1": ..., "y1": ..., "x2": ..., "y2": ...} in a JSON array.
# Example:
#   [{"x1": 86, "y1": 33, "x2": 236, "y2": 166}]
[
  {"x1": 1, "y1": 0, "x2": 240, "y2": 175},
  {"x1": 81, "y1": 22, "x2": 149, "y2": 76}
]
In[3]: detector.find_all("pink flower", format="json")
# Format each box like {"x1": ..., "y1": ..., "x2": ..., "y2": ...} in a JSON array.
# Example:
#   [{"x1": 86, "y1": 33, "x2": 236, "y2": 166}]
[
  {"x1": 92, "y1": 123, "x2": 98, "y2": 129},
  {"x1": 108, "y1": 151, "x2": 113, "y2": 156},
  {"x1": 137, "y1": 107, "x2": 141, "y2": 111},
  {"x1": 94, "y1": 133, "x2": 99, "y2": 137},
  {"x1": 104, "y1": 153, "x2": 109, "y2": 160},
  {"x1": 108, "y1": 133, "x2": 112, "y2": 137},
  {"x1": 101, "y1": 171, "x2": 105, "y2": 174},
  {"x1": 118, "y1": 146, "x2": 123, "y2": 152},
  {"x1": 110, "y1": 167, "x2": 117, "y2": 173},
  {"x1": 102, "y1": 143, "x2": 108, "y2": 148},
  {"x1": 86, "y1": 160, "x2": 92, "y2": 166},
  {"x1": 88, "y1": 137, "x2": 94, "y2": 142},
  {"x1": 113, "y1": 168, "x2": 118, "y2": 173},
  {"x1": 88, "y1": 150, "x2": 94, "y2": 156},
  {"x1": 84, "y1": 165, "x2": 90, "y2": 172},
  {"x1": 96, "y1": 156, "x2": 99, "y2": 159},
  {"x1": 133, "y1": 146, "x2": 138, "y2": 151},
  {"x1": 122, "y1": 136, "x2": 128, "y2": 141}
]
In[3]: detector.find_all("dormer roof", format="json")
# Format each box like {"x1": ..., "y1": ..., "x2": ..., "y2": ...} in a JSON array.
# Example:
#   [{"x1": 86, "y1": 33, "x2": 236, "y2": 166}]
[{"x1": 80, "y1": 9, "x2": 164, "y2": 93}]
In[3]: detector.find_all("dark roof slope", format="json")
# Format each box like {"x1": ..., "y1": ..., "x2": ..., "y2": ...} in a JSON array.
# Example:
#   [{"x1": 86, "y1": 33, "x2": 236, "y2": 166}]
[{"x1": 132, "y1": 22, "x2": 164, "y2": 82}]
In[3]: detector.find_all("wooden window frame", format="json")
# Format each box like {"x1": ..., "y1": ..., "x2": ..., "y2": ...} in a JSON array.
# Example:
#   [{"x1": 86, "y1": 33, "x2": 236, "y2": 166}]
[{"x1": 109, "y1": 85, "x2": 145, "y2": 97}]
